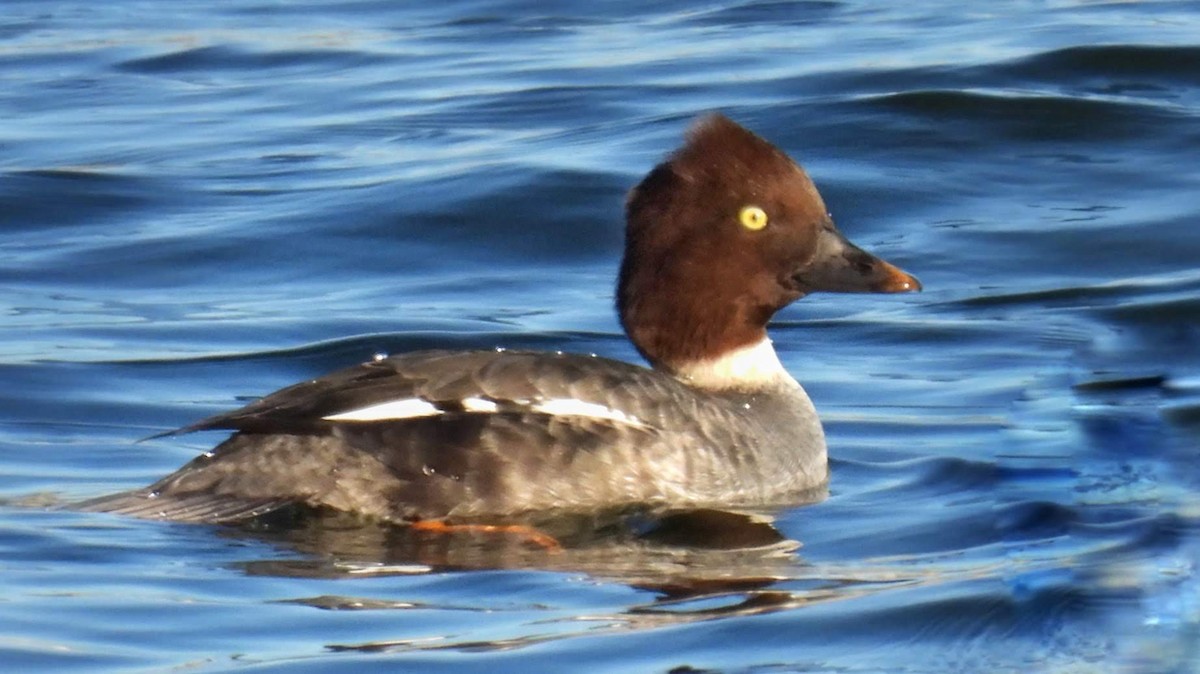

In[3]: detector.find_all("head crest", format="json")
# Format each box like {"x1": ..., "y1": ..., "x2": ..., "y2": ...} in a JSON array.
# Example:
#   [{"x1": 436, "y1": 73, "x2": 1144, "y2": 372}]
[{"x1": 665, "y1": 114, "x2": 799, "y2": 187}]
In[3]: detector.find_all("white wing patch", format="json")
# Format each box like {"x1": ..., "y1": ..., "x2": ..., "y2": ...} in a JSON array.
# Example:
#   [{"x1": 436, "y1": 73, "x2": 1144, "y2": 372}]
[
  {"x1": 322, "y1": 395, "x2": 645, "y2": 428},
  {"x1": 461, "y1": 396, "x2": 498, "y2": 413},
  {"x1": 530, "y1": 398, "x2": 646, "y2": 428},
  {"x1": 323, "y1": 398, "x2": 441, "y2": 421}
]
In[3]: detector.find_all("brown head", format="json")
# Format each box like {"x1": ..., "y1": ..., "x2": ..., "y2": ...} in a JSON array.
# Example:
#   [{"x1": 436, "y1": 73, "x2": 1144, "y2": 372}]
[{"x1": 617, "y1": 114, "x2": 920, "y2": 376}]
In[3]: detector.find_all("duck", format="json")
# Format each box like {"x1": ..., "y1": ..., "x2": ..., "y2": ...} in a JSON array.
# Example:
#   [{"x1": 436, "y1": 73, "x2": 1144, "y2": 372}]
[{"x1": 78, "y1": 114, "x2": 920, "y2": 526}]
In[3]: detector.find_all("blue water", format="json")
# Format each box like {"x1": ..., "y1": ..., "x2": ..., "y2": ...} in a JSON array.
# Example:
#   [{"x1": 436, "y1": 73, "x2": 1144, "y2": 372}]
[{"x1": 3, "y1": 1, "x2": 1199, "y2": 671}]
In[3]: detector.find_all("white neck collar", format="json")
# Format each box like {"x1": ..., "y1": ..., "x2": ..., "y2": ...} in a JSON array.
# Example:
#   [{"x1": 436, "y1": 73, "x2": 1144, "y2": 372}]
[{"x1": 671, "y1": 337, "x2": 799, "y2": 391}]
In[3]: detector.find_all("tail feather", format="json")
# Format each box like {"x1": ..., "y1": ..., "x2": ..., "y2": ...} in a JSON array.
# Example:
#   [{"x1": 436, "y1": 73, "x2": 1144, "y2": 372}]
[{"x1": 74, "y1": 490, "x2": 290, "y2": 524}]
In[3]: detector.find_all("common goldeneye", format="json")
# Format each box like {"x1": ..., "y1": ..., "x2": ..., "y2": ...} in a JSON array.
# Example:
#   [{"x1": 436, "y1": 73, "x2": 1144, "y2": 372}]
[{"x1": 79, "y1": 114, "x2": 920, "y2": 525}]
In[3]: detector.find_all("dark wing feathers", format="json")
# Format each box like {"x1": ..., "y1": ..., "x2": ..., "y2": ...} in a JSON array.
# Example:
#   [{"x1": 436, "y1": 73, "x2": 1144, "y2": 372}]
[{"x1": 174, "y1": 349, "x2": 680, "y2": 436}]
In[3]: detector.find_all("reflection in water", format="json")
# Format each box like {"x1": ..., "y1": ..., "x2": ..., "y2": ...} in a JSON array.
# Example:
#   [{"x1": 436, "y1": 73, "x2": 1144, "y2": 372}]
[
  {"x1": 235, "y1": 506, "x2": 797, "y2": 584},
  {"x1": 224, "y1": 505, "x2": 990, "y2": 655}
]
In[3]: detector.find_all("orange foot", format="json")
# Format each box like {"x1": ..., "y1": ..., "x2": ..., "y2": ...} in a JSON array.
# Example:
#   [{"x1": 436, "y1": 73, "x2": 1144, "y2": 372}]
[{"x1": 409, "y1": 519, "x2": 562, "y2": 552}]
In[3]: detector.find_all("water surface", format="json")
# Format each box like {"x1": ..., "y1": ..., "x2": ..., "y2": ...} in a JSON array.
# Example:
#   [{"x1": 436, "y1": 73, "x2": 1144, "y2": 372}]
[{"x1": 2, "y1": 1, "x2": 1199, "y2": 672}]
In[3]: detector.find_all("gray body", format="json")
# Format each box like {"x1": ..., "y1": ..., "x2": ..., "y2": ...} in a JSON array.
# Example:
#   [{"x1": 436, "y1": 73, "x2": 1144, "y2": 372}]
[{"x1": 79, "y1": 350, "x2": 826, "y2": 522}]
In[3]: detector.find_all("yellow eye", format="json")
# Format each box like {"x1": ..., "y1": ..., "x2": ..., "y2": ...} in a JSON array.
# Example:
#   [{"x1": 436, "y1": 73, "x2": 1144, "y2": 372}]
[{"x1": 739, "y1": 205, "x2": 768, "y2": 231}]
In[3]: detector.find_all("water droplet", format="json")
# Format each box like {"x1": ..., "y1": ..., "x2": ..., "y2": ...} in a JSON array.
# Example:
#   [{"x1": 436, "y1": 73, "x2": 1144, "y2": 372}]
[{"x1": 373, "y1": 352, "x2": 388, "y2": 362}]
